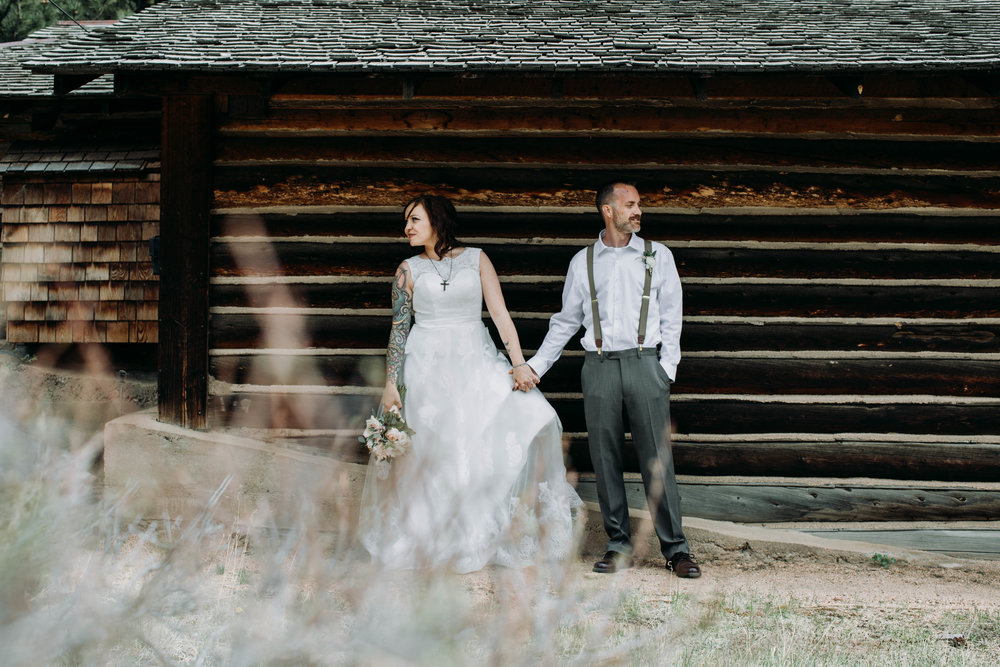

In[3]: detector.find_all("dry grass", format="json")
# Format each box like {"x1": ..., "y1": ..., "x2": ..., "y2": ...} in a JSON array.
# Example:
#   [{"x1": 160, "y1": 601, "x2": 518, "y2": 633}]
[{"x1": 2, "y1": 348, "x2": 999, "y2": 665}]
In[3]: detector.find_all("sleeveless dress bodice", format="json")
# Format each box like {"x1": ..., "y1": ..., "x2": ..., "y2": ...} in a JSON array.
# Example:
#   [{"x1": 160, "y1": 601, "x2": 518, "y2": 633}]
[{"x1": 407, "y1": 247, "x2": 483, "y2": 327}]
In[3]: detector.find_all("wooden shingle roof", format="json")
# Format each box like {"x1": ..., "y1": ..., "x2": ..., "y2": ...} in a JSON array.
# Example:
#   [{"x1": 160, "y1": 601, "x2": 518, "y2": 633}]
[
  {"x1": 26, "y1": 0, "x2": 1000, "y2": 76},
  {"x1": 0, "y1": 23, "x2": 115, "y2": 96},
  {"x1": 0, "y1": 142, "x2": 158, "y2": 174}
]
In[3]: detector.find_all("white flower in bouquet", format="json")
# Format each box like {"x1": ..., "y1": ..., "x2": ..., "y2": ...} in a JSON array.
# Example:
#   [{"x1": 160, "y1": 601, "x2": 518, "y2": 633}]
[
  {"x1": 359, "y1": 385, "x2": 415, "y2": 463},
  {"x1": 363, "y1": 416, "x2": 384, "y2": 439}
]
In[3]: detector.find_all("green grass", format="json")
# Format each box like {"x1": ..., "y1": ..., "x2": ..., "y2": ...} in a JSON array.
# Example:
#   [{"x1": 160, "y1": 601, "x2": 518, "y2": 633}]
[{"x1": 872, "y1": 552, "x2": 897, "y2": 569}]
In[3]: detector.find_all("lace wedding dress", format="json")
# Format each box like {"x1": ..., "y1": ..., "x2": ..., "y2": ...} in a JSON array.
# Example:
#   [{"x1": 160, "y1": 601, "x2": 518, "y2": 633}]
[{"x1": 359, "y1": 247, "x2": 581, "y2": 572}]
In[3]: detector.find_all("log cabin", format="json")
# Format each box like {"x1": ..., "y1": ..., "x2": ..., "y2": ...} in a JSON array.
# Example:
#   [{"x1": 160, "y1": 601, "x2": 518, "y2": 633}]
[{"x1": 18, "y1": 0, "x2": 1000, "y2": 522}]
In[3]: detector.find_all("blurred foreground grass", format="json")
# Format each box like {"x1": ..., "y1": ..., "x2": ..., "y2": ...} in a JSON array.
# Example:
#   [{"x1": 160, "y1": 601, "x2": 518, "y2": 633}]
[{"x1": 2, "y1": 349, "x2": 999, "y2": 665}]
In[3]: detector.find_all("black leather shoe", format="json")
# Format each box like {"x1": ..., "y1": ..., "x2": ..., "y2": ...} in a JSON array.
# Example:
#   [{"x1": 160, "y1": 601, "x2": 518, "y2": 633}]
[
  {"x1": 667, "y1": 552, "x2": 701, "y2": 578},
  {"x1": 593, "y1": 550, "x2": 634, "y2": 573}
]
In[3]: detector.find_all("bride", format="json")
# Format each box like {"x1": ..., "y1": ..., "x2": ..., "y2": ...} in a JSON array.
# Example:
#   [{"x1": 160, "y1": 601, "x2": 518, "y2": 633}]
[{"x1": 358, "y1": 194, "x2": 581, "y2": 572}]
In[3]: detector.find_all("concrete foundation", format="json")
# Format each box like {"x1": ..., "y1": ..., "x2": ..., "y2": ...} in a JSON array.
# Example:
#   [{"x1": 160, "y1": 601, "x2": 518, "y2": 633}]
[
  {"x1": 105, "y1": 410, "x2": 980, "y2": 566},
  {"x1": 103, "y1": 410, "x2": 367, "y2": 531}
]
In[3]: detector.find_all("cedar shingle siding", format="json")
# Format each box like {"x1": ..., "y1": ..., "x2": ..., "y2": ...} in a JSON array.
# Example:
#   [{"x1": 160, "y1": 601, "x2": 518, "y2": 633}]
[{"x1": 1, "y1": 165, "x2": 160, "y2": 343}]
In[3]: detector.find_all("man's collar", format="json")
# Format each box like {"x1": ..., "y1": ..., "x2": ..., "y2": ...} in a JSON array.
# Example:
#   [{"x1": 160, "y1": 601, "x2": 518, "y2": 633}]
[{"x1": 597, "y1": 229, "x2": 644, "y2": 254}]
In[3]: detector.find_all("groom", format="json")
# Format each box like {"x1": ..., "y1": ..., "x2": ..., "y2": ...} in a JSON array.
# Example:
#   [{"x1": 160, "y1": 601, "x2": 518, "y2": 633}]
[{"x1": 526, "y1": 182, "x2": 700, "y2": 578}]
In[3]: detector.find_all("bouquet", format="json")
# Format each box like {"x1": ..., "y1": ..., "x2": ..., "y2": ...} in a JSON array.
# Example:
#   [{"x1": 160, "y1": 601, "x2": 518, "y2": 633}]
[{"x1": 359, "y1": 386, "x2": 415, "y2": 471}]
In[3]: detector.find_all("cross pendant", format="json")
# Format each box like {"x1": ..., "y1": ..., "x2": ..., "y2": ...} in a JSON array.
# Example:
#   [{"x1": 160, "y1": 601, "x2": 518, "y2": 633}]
[{"x1": 441, "y1": 280, "x2": 449, "y2": 291}]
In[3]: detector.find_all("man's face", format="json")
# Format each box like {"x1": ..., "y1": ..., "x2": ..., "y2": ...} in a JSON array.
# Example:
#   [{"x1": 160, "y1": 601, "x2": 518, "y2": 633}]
[{"x1": 606, "y1": 185, "x2": 642, "y2": 235}]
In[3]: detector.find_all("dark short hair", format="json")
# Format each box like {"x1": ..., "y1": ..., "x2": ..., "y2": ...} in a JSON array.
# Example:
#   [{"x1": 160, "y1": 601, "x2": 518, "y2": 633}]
[
  {"x1": 596, "y1": 181, "x2": 638, "y2": 213},
  {"x1": 403, "y1": 194, "x2": 461, "y2": 258}
]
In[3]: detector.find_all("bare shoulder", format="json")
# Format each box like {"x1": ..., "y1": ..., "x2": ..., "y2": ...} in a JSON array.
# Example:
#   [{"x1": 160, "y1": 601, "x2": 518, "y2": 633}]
[
  {"x1": 393, "y1": 260, "x2": 414, "y2": 291},
  {"x1": 470, "y1": 247, "x2": 491, "y2": 269}
]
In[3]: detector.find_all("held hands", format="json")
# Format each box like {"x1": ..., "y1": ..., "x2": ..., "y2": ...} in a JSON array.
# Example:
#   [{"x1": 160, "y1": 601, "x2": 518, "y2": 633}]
[{"x1": 510, "y1": 364, "x2": 540, "y2": 392}]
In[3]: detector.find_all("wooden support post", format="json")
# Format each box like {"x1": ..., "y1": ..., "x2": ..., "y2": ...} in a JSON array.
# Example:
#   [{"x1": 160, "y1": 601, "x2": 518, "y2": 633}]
[
  {"x1": 551, "y1": 77, "x2": 564, "y2": 99},
  {"x1": 158, "y1": 94, "x2": 213, "y2": 428},
  {"x1": 402, "y1": 77, "x2": 416, "y2": 100}
]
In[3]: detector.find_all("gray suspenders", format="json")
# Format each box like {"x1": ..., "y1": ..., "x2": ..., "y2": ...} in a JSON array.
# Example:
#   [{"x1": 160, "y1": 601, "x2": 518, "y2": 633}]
[
  {"x1": 586, "y1": 244, "x2": 603, "y2": 353},
  {"x1": 586, "y1": 239, "x2": 653, "y2": 355}
]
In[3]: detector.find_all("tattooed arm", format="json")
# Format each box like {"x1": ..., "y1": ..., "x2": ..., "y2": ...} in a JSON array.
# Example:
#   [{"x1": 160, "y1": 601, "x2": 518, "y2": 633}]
[{"x1": 381, "y1": 262, "x2": 412, "y2": 410}]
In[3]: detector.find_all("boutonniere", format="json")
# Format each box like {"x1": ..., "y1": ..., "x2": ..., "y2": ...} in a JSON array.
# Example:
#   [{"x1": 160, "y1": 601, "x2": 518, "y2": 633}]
[{"x1": 641, "y1": 249, "x2": 656, "y2": 274}]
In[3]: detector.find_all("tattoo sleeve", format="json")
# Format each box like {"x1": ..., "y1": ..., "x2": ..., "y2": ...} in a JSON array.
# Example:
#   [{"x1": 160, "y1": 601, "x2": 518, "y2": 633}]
[{"x1": 386, "y1": 265, "x2": 412, "y2": 385}]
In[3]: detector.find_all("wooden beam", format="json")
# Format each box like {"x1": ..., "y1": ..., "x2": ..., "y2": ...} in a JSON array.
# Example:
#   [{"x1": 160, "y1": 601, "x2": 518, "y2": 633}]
[
  {"x1": 261, "y1": 71, "x2": 1000, "y2": 101},
  {"x1": 117, "y1": 72, "x2": 268, "y2": 96},
  {"x1": 53, "y1": 73, "x2": 102, "y2": 96},
  {"x1": 576, "y1": 474, "x2": 1000, "y2": 521},
  {"x1": 159, "y1": 94, "x2": 213, "y2": 428},
  {"x1": 208, "y1": 312, "x2": 1000, "y2": 356},
  {"x1": 212, "y1": 350, "x2": 1000, "y2": 398},
  {"x1": 220, "y1": 105, "x2": 1000, "y2": 138},
  {"x1": 551, "y1": 396, "x2": 1000, "y2": 439},
  {"x1": 793, "y1": 527, "x2": 1000, "y2": 557},
  {"x1": 205, "y1": 263, "x2": 1000, "y2": 317},
  {"x1": 212, "y1": 134, "x2": 1000, "y2": 173},
  {"x1": 208, "y1": 209, "x2": 1000, "y2": 245}
]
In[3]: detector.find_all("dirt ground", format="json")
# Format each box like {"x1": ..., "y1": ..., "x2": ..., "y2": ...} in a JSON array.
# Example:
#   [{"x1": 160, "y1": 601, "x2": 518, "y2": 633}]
[
  {"x1": 560, "y1": 505, "x2": 1000, "y2": 620},
  {"x1": 601, "y1": 550, "x2": 1000, "y2": 614}
]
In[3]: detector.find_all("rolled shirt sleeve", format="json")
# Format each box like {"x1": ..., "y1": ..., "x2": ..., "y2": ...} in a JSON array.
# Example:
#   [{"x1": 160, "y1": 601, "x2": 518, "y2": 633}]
[
  {"x1": 526, "y1": 250, "x2": 587, "y2": 377},
  {"x1": 654, "y1": 243, "x2": 683, "y2": 382}
]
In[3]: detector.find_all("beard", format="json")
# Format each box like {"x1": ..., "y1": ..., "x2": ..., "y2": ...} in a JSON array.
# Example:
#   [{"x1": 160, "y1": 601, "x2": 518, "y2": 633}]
[{"x1": 613, "y1": 212, "x2": 641, "y2": 234}]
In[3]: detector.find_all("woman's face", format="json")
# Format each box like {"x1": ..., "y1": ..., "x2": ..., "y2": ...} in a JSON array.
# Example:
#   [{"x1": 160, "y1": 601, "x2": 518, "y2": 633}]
[{"x1": 404, "y1": 203, "x2": 437, "y2": 248}]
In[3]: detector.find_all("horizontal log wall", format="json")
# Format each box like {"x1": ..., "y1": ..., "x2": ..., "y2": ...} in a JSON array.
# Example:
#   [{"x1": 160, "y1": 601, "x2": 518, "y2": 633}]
[
  {"x1": 577, "y1": 473, "x2": 1000, "y2": 522},
  {"x1": 205, "y1": 73, "x2": 1000, "y2": 483}
]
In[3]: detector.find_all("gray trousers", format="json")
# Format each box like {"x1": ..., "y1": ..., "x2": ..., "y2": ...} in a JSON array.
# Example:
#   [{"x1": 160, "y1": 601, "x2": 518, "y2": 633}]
[{"x1": 582, "y1": 349, "x2": 689, "y2": 560}]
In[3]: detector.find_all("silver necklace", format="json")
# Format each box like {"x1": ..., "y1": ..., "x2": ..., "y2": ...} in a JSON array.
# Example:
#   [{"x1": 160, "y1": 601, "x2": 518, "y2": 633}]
[{"x1": 429, "y1": 254, "x2": 453, "y2": 291}]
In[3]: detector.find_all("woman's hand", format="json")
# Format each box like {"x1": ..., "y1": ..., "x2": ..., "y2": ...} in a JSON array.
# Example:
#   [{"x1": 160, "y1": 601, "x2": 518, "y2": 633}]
[
  {"x1": 510, "y1": 364, "x2": 539, "y2": 392},
  {"x1": 381, "y1": 382, "x2": 402, "y2": 411}
]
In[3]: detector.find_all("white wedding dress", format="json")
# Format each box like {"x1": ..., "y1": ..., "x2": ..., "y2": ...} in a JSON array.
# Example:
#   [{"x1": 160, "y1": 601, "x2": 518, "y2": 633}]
[{"x1": 359, "y1": 247, "x2": 581, "y2": 572}]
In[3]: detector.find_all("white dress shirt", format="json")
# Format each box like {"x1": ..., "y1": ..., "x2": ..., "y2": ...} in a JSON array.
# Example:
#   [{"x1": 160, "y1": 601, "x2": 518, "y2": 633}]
[{"x1": 527, "y1": 230, "x2": 683, "y2": 381}]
